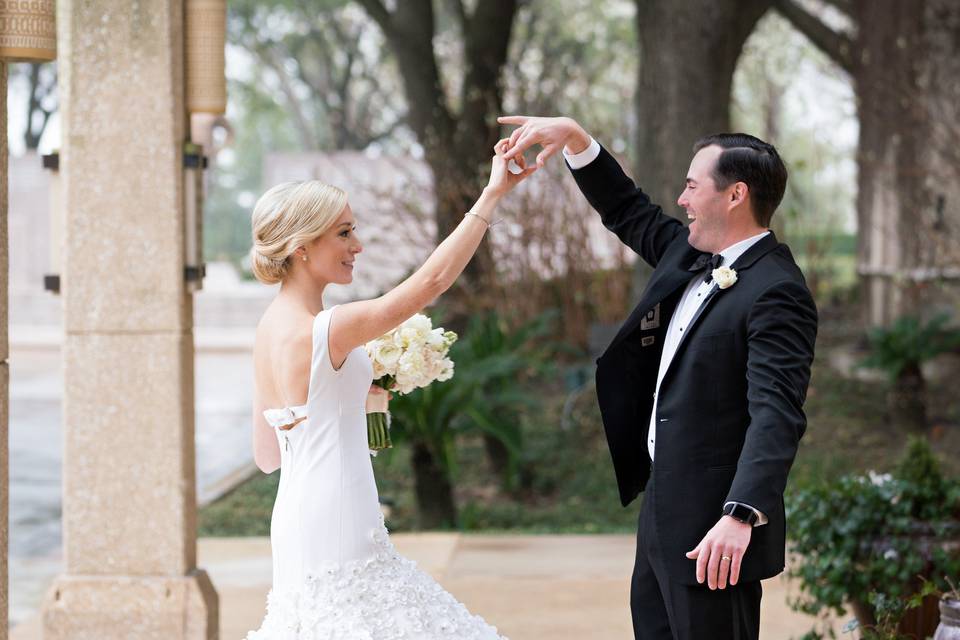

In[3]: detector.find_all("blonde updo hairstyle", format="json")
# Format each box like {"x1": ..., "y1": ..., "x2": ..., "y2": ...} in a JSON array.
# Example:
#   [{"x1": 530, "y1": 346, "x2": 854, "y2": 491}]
[{"x1": 250, "y1": 180, "x2": 348, "y2": 284}]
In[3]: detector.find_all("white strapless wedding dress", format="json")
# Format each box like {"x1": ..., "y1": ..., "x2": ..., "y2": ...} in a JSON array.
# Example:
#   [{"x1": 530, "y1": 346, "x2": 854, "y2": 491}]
[{"x1": 245, "y1": 307, "x2": 507, "y2": 640}]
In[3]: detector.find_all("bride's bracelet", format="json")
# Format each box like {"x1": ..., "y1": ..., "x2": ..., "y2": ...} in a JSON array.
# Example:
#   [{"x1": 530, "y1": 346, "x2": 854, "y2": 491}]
[{"x1": 464, "y1": 211, "x2": 502, "y2": 228}]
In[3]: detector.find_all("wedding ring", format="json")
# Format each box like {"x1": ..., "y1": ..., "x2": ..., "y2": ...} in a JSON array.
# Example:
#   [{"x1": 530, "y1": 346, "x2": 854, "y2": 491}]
[{"x1": 720, "y1": 555, "x2": 732, "y2": 562}]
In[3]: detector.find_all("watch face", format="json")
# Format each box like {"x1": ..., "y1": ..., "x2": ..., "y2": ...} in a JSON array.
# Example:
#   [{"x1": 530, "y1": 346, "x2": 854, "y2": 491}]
[{"x1": 727, "y1": 503, "x2": 757, "y2": 525}]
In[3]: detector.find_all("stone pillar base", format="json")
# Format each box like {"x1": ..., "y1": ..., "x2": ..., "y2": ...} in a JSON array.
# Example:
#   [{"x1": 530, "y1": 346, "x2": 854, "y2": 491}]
[{"x1": 42, "y1": 569, "x2": 218, "y2": 640}]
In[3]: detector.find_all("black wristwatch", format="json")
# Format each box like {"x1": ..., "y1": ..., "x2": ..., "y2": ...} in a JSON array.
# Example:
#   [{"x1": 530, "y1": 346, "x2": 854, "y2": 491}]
[{"x1": 723, "y1": 502, "x2": 759, "y2": 526}]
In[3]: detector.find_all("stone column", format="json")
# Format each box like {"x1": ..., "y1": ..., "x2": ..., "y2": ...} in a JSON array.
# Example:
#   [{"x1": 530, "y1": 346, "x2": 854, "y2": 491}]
[
  {"x1": 41, "y1": 2, "x2": 218, "y2": 638},
  {"x1": 1, "y1": 60, "x2": 10, "y2": 640}
]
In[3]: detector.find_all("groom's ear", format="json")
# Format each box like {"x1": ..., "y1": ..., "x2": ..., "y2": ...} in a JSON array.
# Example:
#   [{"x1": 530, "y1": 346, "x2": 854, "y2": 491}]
[{"x1": 729, "y1": 182, "x2": 749, "y2": 207}]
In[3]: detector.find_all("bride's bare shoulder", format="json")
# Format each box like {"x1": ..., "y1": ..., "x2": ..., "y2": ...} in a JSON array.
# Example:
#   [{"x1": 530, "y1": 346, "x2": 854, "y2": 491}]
[
  {"x1": 254, "y1": 301, "x2": 315, "y2": 404},
  {"x1": 256, "y1": 302, "x2": 314, "y2": 352}
]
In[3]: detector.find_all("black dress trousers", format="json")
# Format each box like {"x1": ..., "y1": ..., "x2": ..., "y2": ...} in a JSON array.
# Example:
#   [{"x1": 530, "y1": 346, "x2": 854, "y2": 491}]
[{"x1": 631, "y1": 470, "x2": 762, "y2": 640}]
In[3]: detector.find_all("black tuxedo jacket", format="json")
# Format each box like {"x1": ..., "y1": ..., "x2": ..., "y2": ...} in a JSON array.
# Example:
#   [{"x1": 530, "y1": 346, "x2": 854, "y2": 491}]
[{"x1": 571, "y1": 147, "x2": 818, "y2": 585}]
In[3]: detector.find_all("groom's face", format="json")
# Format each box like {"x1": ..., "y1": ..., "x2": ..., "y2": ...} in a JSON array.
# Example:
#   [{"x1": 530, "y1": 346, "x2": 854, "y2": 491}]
[{"x1": 678, "y1": 145, "x2": 729, "y2": 254}]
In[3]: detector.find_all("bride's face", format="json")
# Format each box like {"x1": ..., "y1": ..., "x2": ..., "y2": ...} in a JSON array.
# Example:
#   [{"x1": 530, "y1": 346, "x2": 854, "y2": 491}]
[{"x1": 303, "y1": 204, "x2": 362, "y2": 285}]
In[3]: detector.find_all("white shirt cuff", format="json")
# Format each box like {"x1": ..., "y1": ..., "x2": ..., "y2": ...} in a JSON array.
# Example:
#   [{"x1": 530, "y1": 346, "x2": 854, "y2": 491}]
[{"x1": 562, "y1": 137, "x2": 601, "y2": 170}]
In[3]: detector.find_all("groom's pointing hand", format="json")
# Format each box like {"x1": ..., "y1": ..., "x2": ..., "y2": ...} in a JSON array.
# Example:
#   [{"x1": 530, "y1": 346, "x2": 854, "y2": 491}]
[
  {"x1": 685, "y1": 516, "x2": 752, "y2": 590},
  {"x1": 497, "y1": 115, "x2": 591, "y2": 168}
]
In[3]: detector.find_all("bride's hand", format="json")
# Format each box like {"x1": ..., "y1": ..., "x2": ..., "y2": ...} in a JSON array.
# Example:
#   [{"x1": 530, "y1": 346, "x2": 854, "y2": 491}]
[
  {"x1": 485, "y1": 138, "x2": 537, "y2": 197},
  {"x1": 366, "y1": 384, "x2": 392, "y2": 413}
]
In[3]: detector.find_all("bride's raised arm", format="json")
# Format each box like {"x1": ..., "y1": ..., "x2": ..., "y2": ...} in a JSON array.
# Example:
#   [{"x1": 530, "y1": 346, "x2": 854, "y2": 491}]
[{"x1": 327, "y1": 141, "x2": 533, "y2": 368}]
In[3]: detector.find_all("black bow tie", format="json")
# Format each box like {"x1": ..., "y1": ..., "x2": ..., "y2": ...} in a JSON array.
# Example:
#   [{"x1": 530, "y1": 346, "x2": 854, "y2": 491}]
[{"x1": 688, "y1": 253, "x2": 723, "y2": 282}]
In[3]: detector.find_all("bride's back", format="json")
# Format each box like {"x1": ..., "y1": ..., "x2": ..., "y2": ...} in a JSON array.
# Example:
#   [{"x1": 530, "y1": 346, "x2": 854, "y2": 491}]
[{"x1": 254, "y1": 298, "x2": 314, "y2": 412}]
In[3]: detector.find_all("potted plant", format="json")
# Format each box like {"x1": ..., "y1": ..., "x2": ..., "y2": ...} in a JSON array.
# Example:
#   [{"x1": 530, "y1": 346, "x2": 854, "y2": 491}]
[
  {"x1": 936, "y1": 578, "x2": 960, "y2": 640},
  {"x1": 787, "y1": 437, "x2": 960, "y2": 638}
]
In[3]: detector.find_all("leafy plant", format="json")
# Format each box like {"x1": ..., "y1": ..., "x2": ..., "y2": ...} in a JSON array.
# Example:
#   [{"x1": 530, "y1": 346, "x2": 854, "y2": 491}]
[
  {"x1": 786, "y1": 437, "x2": 960, "y2": 638},
  {"x1": 847, "y1": 582, "x2": 940, "y2": 640},
  {"x1": 858, "y1": 313, "x2": 960, "y2": 432},
  {"x1": 386, "y1": 310, "x2": 556, "y2": 527},
  {"x1": 860, "y1": 314, "x2": 960, "y2": 381}
]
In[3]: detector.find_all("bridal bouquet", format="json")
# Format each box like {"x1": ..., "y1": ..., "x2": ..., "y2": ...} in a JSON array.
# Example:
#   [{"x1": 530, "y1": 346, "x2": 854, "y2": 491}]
[{"x1": 364, "y1": 314, "x2": 457, "y2": 452}]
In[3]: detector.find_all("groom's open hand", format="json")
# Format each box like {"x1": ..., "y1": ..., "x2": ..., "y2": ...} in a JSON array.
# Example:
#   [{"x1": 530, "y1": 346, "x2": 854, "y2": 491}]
[
  {"x1": 686, "y1": 516, "x2": 752, "y2": 590},
  {"x1": 497, "y1": 115, "x2": 591, "y2": 168}
]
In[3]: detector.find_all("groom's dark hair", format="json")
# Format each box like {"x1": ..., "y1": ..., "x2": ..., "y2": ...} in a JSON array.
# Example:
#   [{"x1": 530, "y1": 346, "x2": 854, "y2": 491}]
[{"x1": 692, "y1": 133, "x2": 787, "y2": 228}]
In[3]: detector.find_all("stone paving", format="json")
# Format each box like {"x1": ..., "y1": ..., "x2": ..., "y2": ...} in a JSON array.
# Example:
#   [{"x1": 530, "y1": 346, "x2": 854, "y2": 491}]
[
  {"x1": 7, "y1": 341, "x2": 257, "y2": 625},
  {"x1": 12, "y1": 531, "x2": 841, "y2": 639}
]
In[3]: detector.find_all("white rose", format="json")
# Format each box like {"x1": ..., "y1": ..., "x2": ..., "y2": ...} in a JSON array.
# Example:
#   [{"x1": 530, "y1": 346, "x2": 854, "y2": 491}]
[{"x1": 712, "y1": 266, "x2": 738, "y2": 290}]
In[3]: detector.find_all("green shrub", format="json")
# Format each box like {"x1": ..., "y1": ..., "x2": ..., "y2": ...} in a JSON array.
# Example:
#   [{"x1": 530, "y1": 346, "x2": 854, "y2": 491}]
[{"x1": 786, "y1": 437, "x2": 960, "y2": 636}]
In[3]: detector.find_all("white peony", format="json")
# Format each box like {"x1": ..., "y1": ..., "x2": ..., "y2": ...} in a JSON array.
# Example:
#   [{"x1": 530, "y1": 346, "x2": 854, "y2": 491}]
[
  {"x1": 426, "y1": 328, "x2": 446, "y2": 349},
  {"x1": 436, "y1": 361, "x2": 454, "y2": 382},
  {"x1": 376, "y1": 342, "x2": 402, "y2": 370},
  {"x1": 402, "y1": 314, "x2": 432, "y2": 333},
  {"x1": 364, "y1": 313, "x2": 458, "y2": 395}
]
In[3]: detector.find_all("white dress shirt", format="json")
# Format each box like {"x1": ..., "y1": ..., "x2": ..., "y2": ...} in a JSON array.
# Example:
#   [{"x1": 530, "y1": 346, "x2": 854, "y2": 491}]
[
  {"x1": 645, "y1": 231, "x2": 770, "y2": 462},
  {"x1": 565, "y1": 137, "x2": 771, "y2": 526}
]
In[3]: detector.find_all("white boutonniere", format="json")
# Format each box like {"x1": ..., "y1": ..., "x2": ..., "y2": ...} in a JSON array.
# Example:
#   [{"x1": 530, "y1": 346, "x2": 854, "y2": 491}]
[{"x1": 712, "y1": 266, "x2": 738, "y2": 290}]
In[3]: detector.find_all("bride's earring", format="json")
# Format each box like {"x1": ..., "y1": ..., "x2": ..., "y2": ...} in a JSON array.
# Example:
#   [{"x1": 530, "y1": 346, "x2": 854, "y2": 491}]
[{"x1": 301, "y1": 255, "x2": 307, "y2": 262}]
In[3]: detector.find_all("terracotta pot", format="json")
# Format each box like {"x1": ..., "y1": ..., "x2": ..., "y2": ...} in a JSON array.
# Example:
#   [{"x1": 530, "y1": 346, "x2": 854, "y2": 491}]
[
  {"x1": 901, "y1": 593, "x2": 943, "y2": 639},
  {"x1": 935, "y1": 598, "x2": 960, "y2": 640},
  {"x1": 0, "y1": 0, "x2": 56, "y2": 62}
]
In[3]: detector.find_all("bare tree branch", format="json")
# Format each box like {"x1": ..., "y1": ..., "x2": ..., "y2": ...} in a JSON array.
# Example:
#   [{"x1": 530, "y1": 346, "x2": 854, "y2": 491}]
[
  {"x1": 445, "y1": 0, "x2": 468, "y2": 30},
  {"x1": 362, "y1": 0, "x2": 454, "y2": 148},
  {"x1": 774, "y1": 0, "x2": 855, "y2": 73},
  {"x1": 254, "y1": 42, "x2": 320, "y2": 149},
  {"x1": 820, "y1": 0, "x2": 853, "y2": 17},
  {"x1": 24, "y1": 62, "x2": 57, "y2": 150},
  {"x1": 458, "y1": 0, "x2": 518, "y2": 148},
  {"x1": 355, "y1": 0, "x2": 393, "y2": 35}
]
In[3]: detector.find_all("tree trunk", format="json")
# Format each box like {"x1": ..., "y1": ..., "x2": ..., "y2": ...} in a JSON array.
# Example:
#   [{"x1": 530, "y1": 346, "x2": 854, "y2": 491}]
[
  {"x1": 850, "y1": 597, "x2": 878, "y2": 631},
  {"x1": 357, "y1": 1, "x2": 522, "y2": 491},
  {"x1": 411, "y1": 441, "x2": 458, "y2": 529},
  {"x1": 359, "y1": 0, "x2": 519, "y2": 327},
  {"x1": 777, "y1": 0, "x2": 960, "y2": 328},
  {"x1": 632, "y1": 0, "x2": 771, "y2": 294},
  {"x1": 853, "y1": 1, "x2": 933, "y2": 328},
  {"x1": 483, "y1": 434, "x2": 511, "y2": 489},
  {"x1": 24, "y1": 62, "x2": 56, "y2": 151},
  {"x1": 890, "y1": 362, "x2": 928, "y2": 433}
]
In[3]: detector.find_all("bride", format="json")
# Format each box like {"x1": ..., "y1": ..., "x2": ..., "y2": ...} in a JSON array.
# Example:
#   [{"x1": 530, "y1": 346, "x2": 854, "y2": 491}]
[{"x1": 244, "y1": 140, "x2": 535, "y2": 639}]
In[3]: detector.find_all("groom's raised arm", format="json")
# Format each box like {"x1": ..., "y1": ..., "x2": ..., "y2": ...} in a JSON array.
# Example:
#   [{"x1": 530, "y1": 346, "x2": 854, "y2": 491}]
[
  {"x1": 497, "y1": 115, "x2": 684, "y2": 269},
  {"x1": 567, "y1": 142, "x2": 684, "y2": 268}
]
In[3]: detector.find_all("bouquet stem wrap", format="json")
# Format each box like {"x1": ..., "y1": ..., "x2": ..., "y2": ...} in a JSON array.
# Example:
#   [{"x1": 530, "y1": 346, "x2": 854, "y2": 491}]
[{"x1": 366, "y1": 383, "x2": 392, "y2": 452}]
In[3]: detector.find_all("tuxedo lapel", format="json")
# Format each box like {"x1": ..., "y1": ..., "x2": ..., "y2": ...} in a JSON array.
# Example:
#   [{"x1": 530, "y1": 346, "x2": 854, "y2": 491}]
[
  {"x1": 603, "y1": 233, "x2": 780, "y2": 358},
  {"x1": 661, "y1": 232, "x2": 782, "y2": 377},
  {"x1": 606, "y1": 266, "x2": 693, "y2": 354},
  {"x1": 729, "y1": 231, "x2": 779, "y2": 273}
]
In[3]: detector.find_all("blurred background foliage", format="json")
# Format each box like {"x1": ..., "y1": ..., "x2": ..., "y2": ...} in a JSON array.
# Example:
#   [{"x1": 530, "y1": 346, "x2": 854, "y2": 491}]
[
  {"x1": 9, "y1": 0, "x2": 960, "y2": 633},
  {"x1": 189, "y1": 0, "x2": 960, "y2": 538}
]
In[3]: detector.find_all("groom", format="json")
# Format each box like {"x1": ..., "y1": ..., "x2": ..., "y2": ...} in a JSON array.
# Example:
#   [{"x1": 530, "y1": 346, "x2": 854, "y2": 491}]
[{"x1": 499, "y1": 116, "x2": 817, "y2": 639}]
